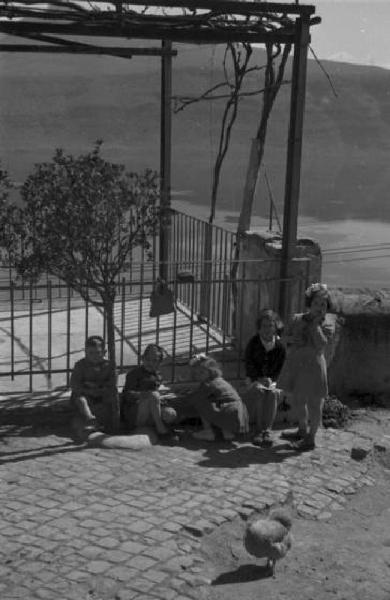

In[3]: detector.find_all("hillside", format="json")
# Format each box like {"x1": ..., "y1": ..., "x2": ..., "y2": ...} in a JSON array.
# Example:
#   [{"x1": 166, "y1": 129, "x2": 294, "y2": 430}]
[{"x1": 0, "y1": 42, "x2": 389, "y2": 221}]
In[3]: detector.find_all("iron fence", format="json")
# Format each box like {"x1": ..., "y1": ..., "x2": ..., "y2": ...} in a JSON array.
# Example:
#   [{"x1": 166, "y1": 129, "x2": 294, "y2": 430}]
[
  {"x1": 0, "y1": 258, "x2": 311, "y2": 392},
  {"x1": 0, "y1": 209, "x2": 314, "y2": 392}
]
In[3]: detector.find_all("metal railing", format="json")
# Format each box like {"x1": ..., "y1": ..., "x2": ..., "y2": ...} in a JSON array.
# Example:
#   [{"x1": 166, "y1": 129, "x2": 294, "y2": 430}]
[{"x1": 0, "y1": 209, "x2": 313, "y2": 391}]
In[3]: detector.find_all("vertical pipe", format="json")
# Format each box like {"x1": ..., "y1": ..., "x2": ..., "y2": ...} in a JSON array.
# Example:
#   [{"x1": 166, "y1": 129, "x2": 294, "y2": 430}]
[
  {"x1": 138, "y1": 252, "x2": 145, "y2": 364},
  {"x1": 48, "y1": 280, "x2": 52, "y2": 385},
  {"x1": 171, "y1": 275, "x2": 178, "y2": 382},
  {"x1": 85, "y1": 287, "x2": 89, "y2": 342},
  {"x1": 279, "y1": 16, "x2": 310, "y2": 319},
  {"x1": 220, "y1": 272, "x2": 228, "y2": 374},
  {"x1": 10, "y1": 282, "x2": 14, "y2": 381},
  {"x1": 66, "y1": 285, "x2": 71, "y2": 387},
  {"x1": 120, "y1": 277, "x2": 126, "y2": 370},
  {"x1": 159, "y1": 39, "x2": 172, "y2": 281},
  {"x1": 237, "y1": 262, "x2": 246, "y2": 380},
  {"x1": 29, "y1": 280, "x2": 33, "y2": 392}
]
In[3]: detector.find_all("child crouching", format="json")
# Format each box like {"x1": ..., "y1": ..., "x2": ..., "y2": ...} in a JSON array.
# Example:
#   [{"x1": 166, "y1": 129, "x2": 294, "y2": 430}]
[{"x1": 188, "y1": 355, "x2": 249, "y2": 441}]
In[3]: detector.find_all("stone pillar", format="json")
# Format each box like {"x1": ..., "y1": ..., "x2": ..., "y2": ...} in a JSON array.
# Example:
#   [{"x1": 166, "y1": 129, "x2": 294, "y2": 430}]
[{"x1": 234, "y1": 229, "x2": 322, "y2": 350}]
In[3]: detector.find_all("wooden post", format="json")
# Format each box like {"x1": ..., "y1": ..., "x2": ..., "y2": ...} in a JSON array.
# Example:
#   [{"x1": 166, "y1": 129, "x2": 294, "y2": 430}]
[
  {"x1": 279, "y1": 16, "x2": 310, "y2": 319},
  {"x1": 159, "y1": 39, "x2": 172, "y2": 281}
]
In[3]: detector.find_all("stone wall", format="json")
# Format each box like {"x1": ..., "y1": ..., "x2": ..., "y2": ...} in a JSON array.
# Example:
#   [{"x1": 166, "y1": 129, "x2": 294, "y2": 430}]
[
  {"x1": 328, "y1": 288, "x2": 390, "y2": 400},
  {"x1": 235, "y1": 229, "x2": 322, "y2": 350}
]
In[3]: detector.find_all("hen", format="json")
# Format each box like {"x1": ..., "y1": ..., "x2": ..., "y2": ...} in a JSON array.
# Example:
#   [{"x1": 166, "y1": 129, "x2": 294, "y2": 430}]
[{"x1": 243, "y1": 508, "x2": 292, "y2": 577}]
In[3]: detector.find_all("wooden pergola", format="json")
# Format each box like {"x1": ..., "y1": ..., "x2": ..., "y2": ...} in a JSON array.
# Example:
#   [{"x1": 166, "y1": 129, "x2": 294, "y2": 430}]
[{"x1": 0, "y1": 1, "x2": 320, "y2": 315}]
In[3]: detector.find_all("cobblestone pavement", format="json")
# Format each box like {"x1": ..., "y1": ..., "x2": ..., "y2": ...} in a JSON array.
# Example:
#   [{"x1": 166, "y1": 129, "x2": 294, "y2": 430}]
[{"x1": 0, "y1": 394, "x2": 376, "y2": 600}]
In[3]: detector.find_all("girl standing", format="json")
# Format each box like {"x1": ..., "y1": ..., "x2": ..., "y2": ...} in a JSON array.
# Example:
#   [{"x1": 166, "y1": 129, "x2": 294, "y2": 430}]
[{"x1": 279, "y1": 283, "x2": 334, "y2": 451}]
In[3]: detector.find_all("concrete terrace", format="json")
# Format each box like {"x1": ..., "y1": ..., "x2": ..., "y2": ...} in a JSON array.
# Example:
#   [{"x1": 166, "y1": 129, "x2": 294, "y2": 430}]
[{"x1": 0, "y1": 297, "x2": 226, "y2": 393}]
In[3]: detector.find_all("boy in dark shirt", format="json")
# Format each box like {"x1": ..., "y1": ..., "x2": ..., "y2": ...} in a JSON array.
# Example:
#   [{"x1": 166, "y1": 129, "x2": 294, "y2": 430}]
[
  {"x1": 70, "y1": 335, "x2": 116, "y2": 436},
  {"x1": 121, "y1": 344, "x2": 176, "y2": 437},
  {"x1": 243, "y1": 309, "x2": 286, "y2": 447}
]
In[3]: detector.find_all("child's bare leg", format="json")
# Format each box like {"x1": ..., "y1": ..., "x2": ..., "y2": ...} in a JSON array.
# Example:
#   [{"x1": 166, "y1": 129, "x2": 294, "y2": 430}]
[
  {"x1": 295, "y1": 395, "x2": 308, "y2": 435},
  {"x1": 260, "y1": 390, "x2": 277, "y2": 432},
  {"x1": 307, "y1": 396, "x2": 325, "y2": 442},
  {"x1": 73, "y1": 395, "x2": 95, "y2": 422},
  {"x1": 137, "y1": 391, "x2": 168, "y2": 435}
]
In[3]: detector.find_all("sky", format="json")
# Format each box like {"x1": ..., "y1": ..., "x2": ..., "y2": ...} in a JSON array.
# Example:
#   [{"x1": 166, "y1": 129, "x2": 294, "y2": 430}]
[{"x1": 309, "y1": 1, "x2": 390, "y2": 69}]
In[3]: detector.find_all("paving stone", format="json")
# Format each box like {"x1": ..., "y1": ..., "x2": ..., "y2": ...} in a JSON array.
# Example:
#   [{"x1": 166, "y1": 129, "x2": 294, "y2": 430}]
[
  {"x1": 128, "y1": 555, "x2": 157, "y2": 571},
  {"x1": 374, "y1": 436, "x2": 390, "y2": 453},
  {"x1": 351, "y1": 444, "x2": 372, "y2": 461},
  {"x1": 110, "y1": 566, "x2": 138, "y2": 582},
  {"x1": 85, "y1": 559, "x2": 111, "y2": 574},
  {"x1": 142, "y1": 569, "x2": 169, "y2": 584},
  {"x1": 142, "y1": 546, "x2": 176, "y2": 562},
  {"x1": 316, "y1": 511, "x2": 333, "y2": 521},
  {"x1": 128, "y1": 577, "x2": 156, "y2": 593},
  {"x1": 118, "y1": 540, "x2": 145, "y2": 554},
  {"x1": 126, "y1": 521, "x2": 154, "y2": 534},
  {"x1": 104, "y1": 549, "x2": 131, "y2": 563},
  {"x1": 115, "y1": 590, "x2": 139, "y2": 600},
  {"x1": 151, "y1": 587, "x2": 177, "y2": 600},
  {"x1": 183, "y1": 520, "x2": 214, "y2": 537}
]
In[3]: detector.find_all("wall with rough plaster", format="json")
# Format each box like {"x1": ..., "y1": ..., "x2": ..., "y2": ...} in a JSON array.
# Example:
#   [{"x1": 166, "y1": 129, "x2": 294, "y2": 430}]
[
  {"x1": 328, "y1": 289, "x2": 390, "y2": 400},
  {"x1": 235, "y1": 229, "x2": 322, "y2": 350}
]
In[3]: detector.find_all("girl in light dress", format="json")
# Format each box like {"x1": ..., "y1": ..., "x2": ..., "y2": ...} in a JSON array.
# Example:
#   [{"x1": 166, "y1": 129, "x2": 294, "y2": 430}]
[{"x1": 279, "y1": 283, "x2": 335, "y2": 451}]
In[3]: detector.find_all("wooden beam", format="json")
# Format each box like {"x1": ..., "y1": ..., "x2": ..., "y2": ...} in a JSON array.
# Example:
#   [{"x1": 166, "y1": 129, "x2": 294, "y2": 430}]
[
  {"x1": 0, "y1": 22, "x2": 296, "y2": 45},
  {"x1": 11, "y1": 0, "x2": 316, "y2": 16},
  {"x1": 0, "y1": 44, "x2": 177, "y2": 57},
  {"x1": 116, "y1": 1, "x2": 316, "y2": 15},
  {"x1": 159, "y1": 39, "x2": 173, "y2": 281},
  {"x1": 279, "y1": 16, "x2": 310, "y2": 319}
]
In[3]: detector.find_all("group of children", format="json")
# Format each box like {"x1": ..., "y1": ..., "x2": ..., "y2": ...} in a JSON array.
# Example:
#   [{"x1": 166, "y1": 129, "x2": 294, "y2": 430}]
[{"x1": 70, "y1": 282, "x2": 334, "y2": 452}]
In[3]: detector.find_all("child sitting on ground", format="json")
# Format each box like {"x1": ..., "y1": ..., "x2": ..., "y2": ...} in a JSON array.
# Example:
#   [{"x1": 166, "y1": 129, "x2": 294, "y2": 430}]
[
  {"x1": 70, "y1": 335, "x2": 117, "y2": 436},
  {"x1": 243, "y1": 309, "x2": 286, "y2": 447},
  {"x1": 121, "y1": 344, "x2": 177, "y2": 439},
  {"x1": 188, "y1": 354, "x2": 249, "y2": 442}
]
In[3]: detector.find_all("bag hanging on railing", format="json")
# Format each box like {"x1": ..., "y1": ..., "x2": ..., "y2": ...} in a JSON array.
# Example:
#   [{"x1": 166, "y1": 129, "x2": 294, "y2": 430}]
[{"x1": 149, "y1": 279, "x2": 176, "y2": 318}]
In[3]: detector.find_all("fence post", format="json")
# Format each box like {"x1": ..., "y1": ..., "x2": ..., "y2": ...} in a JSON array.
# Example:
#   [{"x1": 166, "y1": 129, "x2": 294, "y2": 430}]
[
  {"x1": 279, "y1": 15, "x2": 310, "y2": 320},
  {"x1": 48, "y1": 279, "x2": 52, "y2": 386},
  {"x1": 29, "y1": 279, "x2": 33, "y2": 392},
  {"x1": 66, "y1": 285, "x2": 71, "y2": 387},
  {"x1": 159, "y1": 39, "x2": 173, "y2": 281},
  {"x1": 10, "y1": 282, "x2": 15, "y2": 381}
]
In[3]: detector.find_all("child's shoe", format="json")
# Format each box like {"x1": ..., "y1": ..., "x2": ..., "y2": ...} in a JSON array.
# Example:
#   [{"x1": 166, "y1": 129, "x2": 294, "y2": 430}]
[
  {"x1": 280, "y1": 427, "x2": 306, "y2": 441},
  {"x1": 292, "y1": 435, "x2": 315, "y2": 452},
  {"x1": 253, "y1": 430, "x2": 273, "y2": 448},
  {"x1": 192, "y1": 428, "x2": 215, "y2": 441}
]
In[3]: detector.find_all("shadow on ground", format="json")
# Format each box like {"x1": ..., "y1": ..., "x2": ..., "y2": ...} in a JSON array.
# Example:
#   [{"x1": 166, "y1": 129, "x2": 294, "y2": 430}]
[{"x1": 212, "y1": 564, "x2": 272, "y2": 585}]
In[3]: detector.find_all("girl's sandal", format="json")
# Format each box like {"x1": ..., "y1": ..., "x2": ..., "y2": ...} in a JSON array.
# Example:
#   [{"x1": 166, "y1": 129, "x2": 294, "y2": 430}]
[{"x1": 292, "y1": 436, "x2": 315, "y2": 452}]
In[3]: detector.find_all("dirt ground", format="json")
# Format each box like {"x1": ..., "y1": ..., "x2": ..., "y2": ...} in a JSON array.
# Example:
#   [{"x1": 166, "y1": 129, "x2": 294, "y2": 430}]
[{"x1": 200, "y1": 409, "x2": 390, "y2": 600}]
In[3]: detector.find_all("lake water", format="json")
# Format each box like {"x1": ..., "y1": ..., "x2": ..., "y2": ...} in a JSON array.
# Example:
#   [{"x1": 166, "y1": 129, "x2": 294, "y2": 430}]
[{"x1": 173, "y1": 199, "x2": 390, "y2": 289}]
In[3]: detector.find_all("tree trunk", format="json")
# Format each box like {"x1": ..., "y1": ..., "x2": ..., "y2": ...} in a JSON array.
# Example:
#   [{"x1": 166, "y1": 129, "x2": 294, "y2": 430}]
[{"x1": 105, "y1": 299, "x2": 120, "y2": 433}]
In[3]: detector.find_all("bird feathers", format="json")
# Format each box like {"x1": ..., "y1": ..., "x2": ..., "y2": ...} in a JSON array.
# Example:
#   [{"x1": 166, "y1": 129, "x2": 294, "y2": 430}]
[{"x1": 243, "y1": 508, "x2": 293, "y2": 563}]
